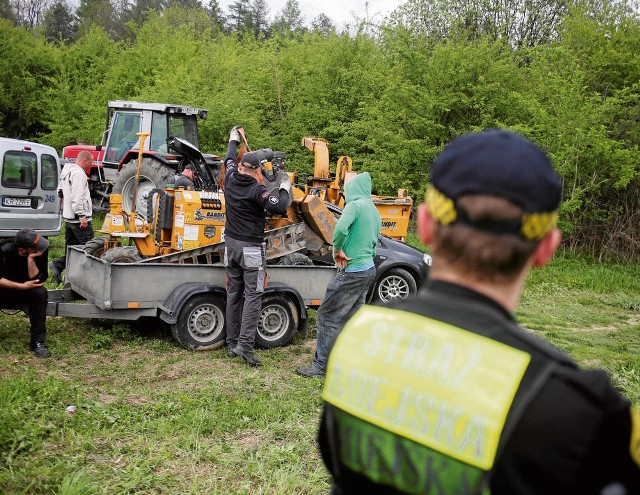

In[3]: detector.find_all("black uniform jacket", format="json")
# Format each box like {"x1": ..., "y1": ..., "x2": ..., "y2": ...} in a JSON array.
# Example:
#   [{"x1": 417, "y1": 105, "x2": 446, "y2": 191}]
[
  {"x1": 319, "y1": 280, "x2": 640, "y2": 495},
  {"x1": 223, "y1": 154, "x2": 289, "y2": 244}
]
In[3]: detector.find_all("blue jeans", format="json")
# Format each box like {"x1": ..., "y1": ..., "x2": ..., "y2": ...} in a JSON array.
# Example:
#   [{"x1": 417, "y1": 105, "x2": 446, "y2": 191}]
[{"x1": 312, "y1": 266, "x2": 376, "y2": 373}]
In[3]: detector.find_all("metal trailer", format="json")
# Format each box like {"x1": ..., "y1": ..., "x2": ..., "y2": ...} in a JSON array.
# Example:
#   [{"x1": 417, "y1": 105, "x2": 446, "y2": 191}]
[{"x1": 46, "y1": 246, "x2": 337, "y2": 350}]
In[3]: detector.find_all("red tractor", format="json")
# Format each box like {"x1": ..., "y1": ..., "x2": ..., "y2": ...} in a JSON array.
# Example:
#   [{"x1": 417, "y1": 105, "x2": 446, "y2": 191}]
[{"x1": 62, "y1": 101, "x2": 222, "y2": 219}]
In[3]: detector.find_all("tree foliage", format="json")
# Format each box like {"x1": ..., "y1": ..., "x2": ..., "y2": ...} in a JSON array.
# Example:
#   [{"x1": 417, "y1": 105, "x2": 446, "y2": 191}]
[
  {"x1": 43, "y1": 0, "x2": 76, "y2": 43},
  {"x1": 0, "y1": 1, "x2": 639, "y2": 258}
]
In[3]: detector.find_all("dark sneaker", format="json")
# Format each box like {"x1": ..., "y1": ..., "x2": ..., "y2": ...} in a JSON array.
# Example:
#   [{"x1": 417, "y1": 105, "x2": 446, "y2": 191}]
[
  {"x1": 31, "y1": 342, "x2": 51, "y2": 358},
  {"x1": 227, "y1": 348, "x2": 235, "y2": 358},
  {"x1": 231, "y1": 347, "x2": 261, "y2": 367},
  {"x1": 295, "y1": 365, "x2": 325, "y2": 378},
  {"x1": 48, "y1": 262, "x2": 62, "y2": 284}
]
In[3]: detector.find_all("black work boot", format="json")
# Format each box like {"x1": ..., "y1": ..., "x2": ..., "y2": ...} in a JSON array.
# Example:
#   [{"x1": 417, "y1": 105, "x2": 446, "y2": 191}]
[
  {"x1": 295, "y1": 365, "x2": 325, "y2": 378},
  {"x1": 48, "y1": 262, "x2": 62, "y2": 284},
  {"x1": 231, "y1": 347, "x2": 261, "y2": 367},
  {"x1": 30, "y1": 342, "x2": 51, "y2": 358}
]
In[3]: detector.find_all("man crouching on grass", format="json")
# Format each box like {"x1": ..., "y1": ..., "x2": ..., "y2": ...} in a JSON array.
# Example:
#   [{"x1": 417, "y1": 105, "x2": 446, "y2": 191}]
[{"x1": 0, "y1": 228, "x2": 51, "y2": 357}]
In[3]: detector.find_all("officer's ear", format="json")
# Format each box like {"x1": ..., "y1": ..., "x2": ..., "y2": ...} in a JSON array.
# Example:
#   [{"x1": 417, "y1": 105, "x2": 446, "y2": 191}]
[
  {"x1": 531, "y1": 228, "x2": 562, "y2": 268},
  {"x1": 417, "y1": 203, "x2": 434, "y2": 247}
]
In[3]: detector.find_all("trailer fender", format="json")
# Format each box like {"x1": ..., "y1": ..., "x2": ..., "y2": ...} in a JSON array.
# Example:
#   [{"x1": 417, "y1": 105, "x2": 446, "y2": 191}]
[
  {"x1": 158, "y1": 282, "x2": 307, "y2": 332},
  {"x1": 158, "y1": 283, "x2": 225, "y2": 325},
  {"x1": 161, "y1": 281, "x2": 308, "y2": 351}
]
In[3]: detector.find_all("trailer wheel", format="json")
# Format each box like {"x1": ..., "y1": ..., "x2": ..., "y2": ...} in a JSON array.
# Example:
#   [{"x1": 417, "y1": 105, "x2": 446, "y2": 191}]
[
  {"x1": 84, "y1": 237, "x2": 109, "y2": 258},
  {"x1": 372, "y1": 267, "x2": 417, "y2": 304},
  {"x1": 171, "y1": 294, "x2": 226, "y2": 351},
  {"x1": 101, "y1": 246, "x2": 142, "y2": 263},
  {"x1": 112, "y1": 157, "x2": 175, "y2": 222},
  {"x1": 256, "y1": 294, "x2": 298, "y2": 348}
]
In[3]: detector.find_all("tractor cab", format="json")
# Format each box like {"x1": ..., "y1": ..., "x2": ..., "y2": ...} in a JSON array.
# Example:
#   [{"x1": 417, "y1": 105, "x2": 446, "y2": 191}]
[{"x1": 101, "y1": 101, "x2": 206, "y2": 181}]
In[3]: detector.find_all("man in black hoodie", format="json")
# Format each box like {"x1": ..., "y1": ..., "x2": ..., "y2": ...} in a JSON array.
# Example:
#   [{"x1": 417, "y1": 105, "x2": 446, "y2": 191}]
[
  {"x1": 223, "y1": 126, "x2": 291, "y2": 367},
  {"x1": 0, "y1": 229, "x2": 51, "y2": 357}
]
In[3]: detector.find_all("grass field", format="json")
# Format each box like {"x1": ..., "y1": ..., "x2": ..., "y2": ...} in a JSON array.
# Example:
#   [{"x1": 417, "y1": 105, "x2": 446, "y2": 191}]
[{"x1": 1, "y1": 227, "x2": 640, "y2": 494}]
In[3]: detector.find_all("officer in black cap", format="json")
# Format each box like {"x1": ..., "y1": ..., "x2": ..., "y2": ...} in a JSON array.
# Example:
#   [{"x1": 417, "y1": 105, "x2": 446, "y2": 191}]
[
  {"x1": 317, "y1": 129, "x2": 640, "y2": 494},
  {"x1": 0, "y1": 228, "x2": 51, "y2": 357},
  {"x1": 223, "y1": 126, "x2": 291, "y2": 367}
]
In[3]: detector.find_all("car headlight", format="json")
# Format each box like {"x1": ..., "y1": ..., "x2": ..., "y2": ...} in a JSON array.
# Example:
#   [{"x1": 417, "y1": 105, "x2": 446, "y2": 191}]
[{"x1": 423, "y1": 253, "x2": 432, "y2": 266}]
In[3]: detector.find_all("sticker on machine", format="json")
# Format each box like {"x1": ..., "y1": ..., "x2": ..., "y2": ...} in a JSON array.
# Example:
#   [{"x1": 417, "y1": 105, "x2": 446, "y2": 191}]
[
  {"x1": 111, "y1": 216, "x2": 124, "y2": 226},
  {"x1": 184, "y1": 224, "x2": 199, "y2": 241},
  {"x1": 175, "y1": 211, "x2": 185, "y2": 228}
]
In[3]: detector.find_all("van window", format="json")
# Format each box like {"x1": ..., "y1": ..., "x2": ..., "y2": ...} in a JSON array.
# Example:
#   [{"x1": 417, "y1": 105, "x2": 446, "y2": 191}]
[
  {"x1": 2, "y1": 150, "x2": 37, "y2": 189},
  {"x1": 41, "y1": 154, "x2": 58, "y2": 190}
]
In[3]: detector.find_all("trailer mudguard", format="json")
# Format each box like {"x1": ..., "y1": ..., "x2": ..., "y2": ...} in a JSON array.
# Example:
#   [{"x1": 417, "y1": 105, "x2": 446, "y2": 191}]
[
  {"x1": 158, "y1": 281, "x2": 308, "y2": 332},
  {"x1": 158, "y1": 283, "x2": 226, "y2": 325}
]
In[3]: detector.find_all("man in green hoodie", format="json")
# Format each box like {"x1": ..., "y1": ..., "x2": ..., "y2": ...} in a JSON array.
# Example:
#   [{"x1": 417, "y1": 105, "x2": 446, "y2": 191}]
[{"x1": 296, "y1": 172, "x2": 382, "y2": 378}]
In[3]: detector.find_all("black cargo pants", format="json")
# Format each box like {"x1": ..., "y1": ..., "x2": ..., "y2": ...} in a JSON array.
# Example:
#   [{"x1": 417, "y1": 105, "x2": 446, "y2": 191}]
[
  {"x1": 0, "y1": 286, "x2": 48, "y2": 346},
  {"x1": 224, "y1": 235, "x2": 266, "y2": 353}
]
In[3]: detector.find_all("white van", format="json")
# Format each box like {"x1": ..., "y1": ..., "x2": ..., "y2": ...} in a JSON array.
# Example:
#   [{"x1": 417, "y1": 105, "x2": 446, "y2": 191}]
[{"x1": 0, "y1": 138, "x2": 62, "y2": 239}]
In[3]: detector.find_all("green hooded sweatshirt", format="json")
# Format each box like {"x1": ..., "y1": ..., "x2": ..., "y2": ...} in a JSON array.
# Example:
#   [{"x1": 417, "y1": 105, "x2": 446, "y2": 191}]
[{"x1": 333, "y1": 172, "x2": 382, "y2": 269}]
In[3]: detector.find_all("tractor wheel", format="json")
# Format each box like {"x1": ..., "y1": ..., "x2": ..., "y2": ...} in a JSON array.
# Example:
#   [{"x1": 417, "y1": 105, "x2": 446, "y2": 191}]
[
  {"x1": 277, "y1": 253, "x2": 313, "y2": 266},
  {"x1": 255, "y1": 294, "x2": 298, "y2": 348},
  {"x1": 112, "y1": 157, "x2": 175, "y2": 222},
  {"x1": 101, "y1": 246, "x2": 142, "y2": 264},
  {"x1": 84, "y1": 237, "x2": 110, "y2": 258},
  {"x1": 171, "y1": 294, "x2": 226, "y2": 350},
  {"x1": 372, "y1": 267, "x2": 417, "y2": 304}
]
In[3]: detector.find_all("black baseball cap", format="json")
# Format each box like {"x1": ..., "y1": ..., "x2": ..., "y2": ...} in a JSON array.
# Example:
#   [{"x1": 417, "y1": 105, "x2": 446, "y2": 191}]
[
  {"x1": 241, "y1": 152, "x2": 260, "y2": 169},
  {"x1": 15, "y1": 228, "x2": 49, "y2": 251},
  {"x1": 428, "y1": 129, "x2": 562, "y2": 240}
]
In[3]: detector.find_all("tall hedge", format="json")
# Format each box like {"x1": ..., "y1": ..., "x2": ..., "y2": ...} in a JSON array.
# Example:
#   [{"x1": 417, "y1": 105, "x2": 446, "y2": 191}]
[{"x1": 1, "y1": 5, "x2": 639, "y2": 259}]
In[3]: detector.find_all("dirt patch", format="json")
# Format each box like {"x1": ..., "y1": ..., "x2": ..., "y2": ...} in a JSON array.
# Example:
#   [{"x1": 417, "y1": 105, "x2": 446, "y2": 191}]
[
  {"x1": 570, "y1": 325, "x2": 619, "y2": 332},
  {"x1": 580, "y1": 359, "x2": 603, "y2": 367},
  {"x1": 125, "y1": 393, "x2": 154, "y2": 405},
  {"x1": 97, "y1": 392, "x2": 117, "y2": 405},
  {"x1": 234, "y1": 432, "x2": 265, "y2": 450}
]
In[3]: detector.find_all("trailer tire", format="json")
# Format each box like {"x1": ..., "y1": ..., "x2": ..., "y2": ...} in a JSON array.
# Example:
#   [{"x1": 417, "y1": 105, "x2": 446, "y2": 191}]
[
  {"x1": 372, "y1": 267, "x2": 417, "y2": 304},
  {"x1": 256, "y1": 294, "x2": 298, "y2": 349},
  {"x1": 101, "y1": 246, "x2": 142, "y2": 263},
  {"x1": 84, "y1": 237, "x2": 109, "y2": 258},
  {"x1": 171, "y1": 294, "x2": 226, "y2": 351},
  {"x1": 277, "y1": 253, "x2": 313, "y2": 266},
  {"x1": 112, "y1": 157, "x2": 175, "y2": 222}
]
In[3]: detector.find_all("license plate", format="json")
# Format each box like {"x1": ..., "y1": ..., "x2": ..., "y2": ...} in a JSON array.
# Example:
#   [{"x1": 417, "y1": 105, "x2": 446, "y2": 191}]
[{"x1": 2, "y1": 197, "x2": 32, "y2": 207}]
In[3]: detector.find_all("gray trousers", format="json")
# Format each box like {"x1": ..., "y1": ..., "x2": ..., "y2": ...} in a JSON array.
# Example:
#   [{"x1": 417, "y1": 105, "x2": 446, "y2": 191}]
[{"x1": 224, "y1": 235, "x2": 266, "y2": 352}]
